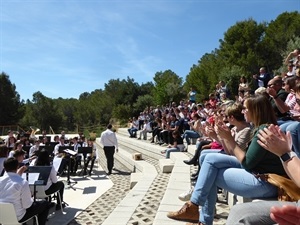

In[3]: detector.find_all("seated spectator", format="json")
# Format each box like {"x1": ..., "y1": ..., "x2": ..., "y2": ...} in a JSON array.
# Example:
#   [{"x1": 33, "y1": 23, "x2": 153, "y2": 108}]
[
  {"x1": 182, "y1": 113, "x2": 202, "y2": 145},
  {"x1": 183, "y1": 108, "x2": 225, "y2": 167},
  {"x1": 253, "y1": 67, "x2": 271, "y2": 89},
  {"x1": 150, "y1": 118, "x2": 162, "y2": 144},
  {"x1": 279, "y1": 82, "x2": 300, "y2": 157},
  {"x1": 266, "y1": 76, "x2": 289, "y2": 125},
  {"x1": 158, "y1": 116, "x2": 170, "y2": 145},
  {"x1": 161, "y1": 130, "x2": 185, "y2": 158},
  {"x1": 238, "y1": 76, "x2": 250, "y2": 92},
  {"x1": 138, "y1": 112, "x2": 145, "y2": 130},
  {"x1": 226, "y1": 124, "x2": 300, "y2": 225},
  {"x1": 0, "y1": 157, "x2": 49, "y2": 225},
  {"x1": 137, "y1": 120, "x2": 152, "y2": 140},
  {"x1": 167, "y1": 94, "x2": 287, "y2": 225},
  {"x1": 127, "y1": 117, "x2": 139, "y2": 138},
  {"x1": 208, "y1": 93, "x2": 218, "y2": 109},
  {"x1": 192, "y1": 103, "x2": 252, "y2": 181}
]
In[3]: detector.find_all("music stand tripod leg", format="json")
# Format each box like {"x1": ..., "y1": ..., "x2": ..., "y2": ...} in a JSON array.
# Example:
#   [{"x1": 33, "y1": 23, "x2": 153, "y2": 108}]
[{"x1": 66, "y1": 155, "x2": 77, "y2": 190}]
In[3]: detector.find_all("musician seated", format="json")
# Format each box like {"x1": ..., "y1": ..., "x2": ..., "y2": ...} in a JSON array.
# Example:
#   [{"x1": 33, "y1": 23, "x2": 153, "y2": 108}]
[
  {"x1": 29, "y1": 140, "x2": 41, "y2": 158},
  {"x1": 8, "y1": 141, "x2": 23, "y2": 158},
  {"x1": 13, "y1": 150, "x2": 30, "y2": 175},
  {"x1": 0, "y1": 145, "x2": 9, "y2": 176},
  {"x1": 31, "y1": 150, "x2": 66, "y2": 210},
  {"x1": 53, "y1": 136, "x2": 69, "y2": 175},
  {"x1": 83, "y1": 139, "x2": 98, "y2": 176},
  {"x1": 0, "y1": 157, "x2": 49, "y2": 225},
  {"x1": 72, "y1": 137, "x2": 82, "y2": 175}
]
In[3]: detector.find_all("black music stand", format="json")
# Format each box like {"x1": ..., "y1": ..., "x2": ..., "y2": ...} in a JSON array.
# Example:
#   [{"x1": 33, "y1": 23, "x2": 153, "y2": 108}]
[
  {"x1": 78, "y1": 147, "x2": 93, "y2": 176},
  {"x1": 23, "y1": 146, "x2": 31, "y2": 157},
  {"x1": 58, "y1": 146, "x2": 77, "y2": 190},
  {"x1": 25, "y1": 166, "x2": 52, "y2": 202},
  {"x1": 39, "y1": 146, "x2": 54, "y2": 156},
  {"x1": 39, "y1": 136, "x2": 51, "y2": 143}
]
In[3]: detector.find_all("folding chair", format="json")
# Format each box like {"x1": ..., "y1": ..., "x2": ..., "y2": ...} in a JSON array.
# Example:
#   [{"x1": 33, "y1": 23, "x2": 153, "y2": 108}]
[
  {"x1": 0, "y1": 202, "x2": 39, "y2": 225},
  {"x1": 30, "y1": 185, "x2": 64, "y2": 213}
]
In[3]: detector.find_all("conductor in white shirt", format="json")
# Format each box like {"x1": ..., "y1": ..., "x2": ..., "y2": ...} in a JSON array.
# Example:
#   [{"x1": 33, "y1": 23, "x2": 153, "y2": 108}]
[{"x1": 100, "y1": 124, "x2": 118, "y2": 175}]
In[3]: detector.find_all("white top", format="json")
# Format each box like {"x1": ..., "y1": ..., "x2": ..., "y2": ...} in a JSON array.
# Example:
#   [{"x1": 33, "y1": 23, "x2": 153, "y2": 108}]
[
  {"x1": 100, "y1": 129, "x2": 118, "y2": 148},
  {"x1": 45, "y1": 166, "x2": 58, "y2": 190},
  {"x1": 132, "y1": 120, "x2": 139, "y2": 129},
  {"x1": 0, "y1": 172, "x2": 33, "y2": 220},
  {"x1": 54, "y1": 142, "x2": 68, "y2": 155},
  {"x1": 143, "y1": 123, "x2": 152, "y2": 132},
  {"x1": 0, "y1": 157, "x2": 6, "y2": 175},
  {"x1": 29, "y1": 145, "x2": 39, "y2": 157}
]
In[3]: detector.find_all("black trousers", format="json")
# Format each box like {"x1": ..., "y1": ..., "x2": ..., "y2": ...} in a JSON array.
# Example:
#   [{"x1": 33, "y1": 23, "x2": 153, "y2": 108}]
[
  {"x1": 103, "y1": 146, "x2": 115, "y2": 173},
  {"x1": 19, "y1": 201, "x2": 49, "y2": 225},
  {"x1": 84, "y1": 155, "x2": 96, "y2": 175},
  {"x1": 45, "y1": 181, "x2": 65, "y2": 205}
]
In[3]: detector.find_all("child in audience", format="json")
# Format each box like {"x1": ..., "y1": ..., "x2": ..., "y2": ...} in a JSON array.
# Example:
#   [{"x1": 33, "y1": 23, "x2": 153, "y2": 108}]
[{"x1": 161, "y1": 130, "x2": 185, "y2": 158}]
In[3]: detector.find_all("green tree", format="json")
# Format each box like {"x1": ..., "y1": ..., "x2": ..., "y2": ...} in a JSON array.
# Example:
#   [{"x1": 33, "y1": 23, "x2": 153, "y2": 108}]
[
  {"x1": 218, "y1": 19, "x2": 266, "y2": 74},
  {"x1": 185, "y1": 52, "x2": 221, "y2": 101},
  {"x1": 263, "y1": 11, "x2": 300, "y2": 71},
  {"x1": 153, "y1": 70, "x2": 184, "y2": 105},
  {"x1": 0, "y1": 73, "x2": 24, "y2": 125},
  {"x1": 31, "y1": 91, "x2": 62, "y2": 132},
  {"x1": 104, "y1": 77, "x2": 140, "y2": 107},
  {"x1": 133, "y1": 94, "x2": 154, "y2": 113}
]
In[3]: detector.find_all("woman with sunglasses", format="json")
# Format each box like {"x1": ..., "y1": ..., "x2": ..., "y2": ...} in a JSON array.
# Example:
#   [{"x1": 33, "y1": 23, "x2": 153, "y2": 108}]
[{"x1": 167, "y1": 94, "x2": 287, "y2": 225}]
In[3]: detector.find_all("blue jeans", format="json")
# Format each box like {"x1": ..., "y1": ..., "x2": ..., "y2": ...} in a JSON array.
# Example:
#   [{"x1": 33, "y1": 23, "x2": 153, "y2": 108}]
[
  {"x1": 183, "y1": 130, "x2": 200, "y2": 145},
  {"x1": 190, "y1": 153, "x2": 278, "y2": 225},
  {"x1": 128, "y1": 128, "x2": 138, "y2": 137},
  {"x1": 280, "y1": 121, "x2": 300, "y2": 157},
  {"x1": 199, "y1": 149, "x2": 223, "y2": 166},
  {"x1": 165, "y1": 145, "x2": 185, "y2": 158},
  {"x1": 165, "y1": 147, "x2": 180, "y2": 158}
]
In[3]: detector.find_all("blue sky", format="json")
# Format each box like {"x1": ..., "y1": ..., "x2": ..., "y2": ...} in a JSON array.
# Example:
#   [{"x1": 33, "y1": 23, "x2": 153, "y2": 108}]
[{"x1": 1, "y1": 0, "x2": 299, "y2": 101}]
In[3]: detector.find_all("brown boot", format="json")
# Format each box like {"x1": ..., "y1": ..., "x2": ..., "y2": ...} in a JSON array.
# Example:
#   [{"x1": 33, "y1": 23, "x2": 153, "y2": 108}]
[{"x1": 167, "y1": 201, "x2": 199, "y2": 222}]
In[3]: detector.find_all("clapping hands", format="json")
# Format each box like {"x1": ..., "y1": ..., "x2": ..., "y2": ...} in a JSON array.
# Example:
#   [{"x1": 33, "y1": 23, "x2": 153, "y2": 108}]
[{"x1": 270, "y1": 204, "x2": 300, "y2": 225}]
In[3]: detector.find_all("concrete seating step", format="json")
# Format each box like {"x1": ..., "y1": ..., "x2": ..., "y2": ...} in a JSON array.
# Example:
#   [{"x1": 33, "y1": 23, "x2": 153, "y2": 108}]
[
  {"x1": 227, "y1": 192, "x2": 278, "y2": 209},
  {"x1": 159, "y1": 159, "x2": 174, "y2": 173},
  {"x1": 154, "y1": 152, "x2": 191, "y2": 225},
  {"x1": 130, "y1": 172, "x2": 143, "y2": 189}
]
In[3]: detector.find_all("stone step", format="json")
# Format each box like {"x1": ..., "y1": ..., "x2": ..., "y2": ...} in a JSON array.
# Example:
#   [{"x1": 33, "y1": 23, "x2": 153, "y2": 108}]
[
  {"x1": 100, "y1": 128, "x2": 192, "y2": 224},
  {"x1": 96, "y1": 136, "x2": 158, "y2": 225},
  {"x1": 154, "y1": 152, "x2": 191, "y2": 225},
  {"x1": 159, "y1": 158, "x2": 174, "y2": 173}
]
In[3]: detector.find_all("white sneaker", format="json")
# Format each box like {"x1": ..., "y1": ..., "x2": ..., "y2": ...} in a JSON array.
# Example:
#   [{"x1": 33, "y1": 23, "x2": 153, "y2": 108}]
[{"x1": 178, "y1": 186, "x2": 194, "y2": 202}]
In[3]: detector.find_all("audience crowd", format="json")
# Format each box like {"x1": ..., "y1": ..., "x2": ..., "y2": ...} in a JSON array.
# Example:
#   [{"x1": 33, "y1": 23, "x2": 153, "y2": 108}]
[{"x1": 1, "y1": 48, "x2": 300, "y2": 225}]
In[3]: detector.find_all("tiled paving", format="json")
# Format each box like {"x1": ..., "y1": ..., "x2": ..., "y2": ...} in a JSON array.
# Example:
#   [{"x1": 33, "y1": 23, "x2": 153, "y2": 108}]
[{"x1": 68, "y1": 135, "x2": 230, "y2": 225}]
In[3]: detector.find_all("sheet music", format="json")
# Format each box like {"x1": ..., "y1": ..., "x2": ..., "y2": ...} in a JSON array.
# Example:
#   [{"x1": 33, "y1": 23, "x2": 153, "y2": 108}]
[
  {"x1": 22, "y1": 158, "x2": 30, "y2": 164},
  {"x1": 53, "y1": 157, "x2": 62, "y2": 172},
  {"x1": 22, "y1": 173, "x2": 40, "y2": 185},
  {"x1": 64, "y1": 149, "x2": 77, "y2": 156}
]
